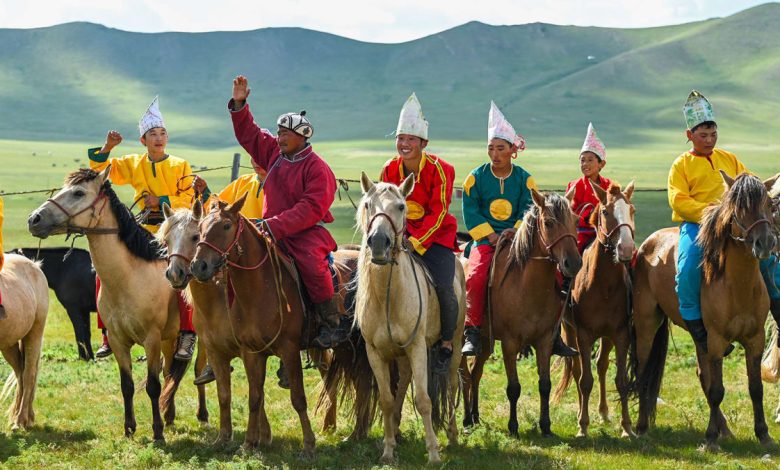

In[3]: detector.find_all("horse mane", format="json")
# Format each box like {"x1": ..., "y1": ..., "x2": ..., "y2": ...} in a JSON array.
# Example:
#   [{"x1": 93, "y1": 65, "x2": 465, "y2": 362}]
[
  {"x1": 699, "y1": 173, "x2": 768, "y2": 282},
  {"x1": 66, "y1": 168, "x2": 165, "y2": 261},
  {"x1": 155, "y1": 208, "x2": 195, "y2": 245},
  {"x1": 510, "y1": 192, "x2": 573, "y2": 268}
]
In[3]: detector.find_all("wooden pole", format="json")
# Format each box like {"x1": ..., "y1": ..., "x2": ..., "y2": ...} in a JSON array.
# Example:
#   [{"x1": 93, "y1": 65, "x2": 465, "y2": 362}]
[{"x1": 230, "y1": 153, "x2": 241, "y2": 182}]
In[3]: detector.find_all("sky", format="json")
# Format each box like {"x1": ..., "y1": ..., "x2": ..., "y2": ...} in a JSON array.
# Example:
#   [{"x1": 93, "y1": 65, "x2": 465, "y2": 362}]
[{"x1": 0, "y1": 0, "x2": 772, "y2": 43}]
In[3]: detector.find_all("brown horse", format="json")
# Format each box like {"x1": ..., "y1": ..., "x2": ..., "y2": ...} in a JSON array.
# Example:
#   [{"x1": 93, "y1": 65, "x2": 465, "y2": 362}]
[
  {"x1": 463, "y1": 189, "x2": 582, "y2": 436},
  {"x1": 630, "y1": 171, "x2": 778, "y2": 451},
  {"x1": 552, "y1": 181, "x2": 636, "y2": 438},
  {"x1": 27, "y1": 167, "x2": 204, "y2": 441},
  {"x1": 159, "y1": 199, "x2": 375, "y2": 443}
]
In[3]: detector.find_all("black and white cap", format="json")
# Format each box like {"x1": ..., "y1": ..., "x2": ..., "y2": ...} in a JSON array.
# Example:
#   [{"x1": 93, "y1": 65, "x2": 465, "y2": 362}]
[{"x1": 277, "y1": 110, "x2": 313, "y2": 139}]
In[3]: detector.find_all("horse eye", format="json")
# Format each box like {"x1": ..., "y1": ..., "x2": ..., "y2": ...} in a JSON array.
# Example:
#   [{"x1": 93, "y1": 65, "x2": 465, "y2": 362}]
[
  {"x1": 191, "y1": 234, "x2": 199, "y2": 243},
  {"x1": 601, "y1": 209, "x2": 608, "y2": 216},
  {"x1": 544, "y1": 219, "x2": 554, "y2": 228},
  {"x1": 223, "y1": 223, "x2": 231, "y2": 230},
  {"x1": 397, "y1": 203, "x2": 405, "y2": 212},
  {"x1": 73, "y1": 190, "x2": 85, "y2": 198}
]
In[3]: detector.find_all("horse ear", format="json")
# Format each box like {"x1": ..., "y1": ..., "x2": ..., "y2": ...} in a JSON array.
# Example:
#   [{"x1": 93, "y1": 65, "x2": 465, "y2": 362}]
[
  {"x1": 623, "y1": 180, "x2": 635, "y2": 202},
  {"x1": 226, "y1": 192, "x2": 247, "y2": 214},
  {"x1": 97, "y1": 164, "x2": 112, "y2": 186},
  {"x1": 591, "y1": 181, "x2": 607, "y2": 205},
  {"x1": 399, "y1": 173, "x2": 415, "y2": 198},
  {"x1": 531, "y1": 188, "x2": 545, "y2": 208},
  {"x1": 162, "y1": 203, "x2": 174, "y2": 220},
  {"x1": 764, "y1": 173, "x2": 780, "y2": 196},
  {"x1": 360, "y1": 171, "x2": 375, "y2": 194},
  {"x1": 564, "y1": 185, "x2": 576, "y2": 204},
  {"x1": 719, "y1": 170, "x2": 735, "y2": 189},
  {"x1": 192, "y1": 198, "x2": 203, "y2": 221}
]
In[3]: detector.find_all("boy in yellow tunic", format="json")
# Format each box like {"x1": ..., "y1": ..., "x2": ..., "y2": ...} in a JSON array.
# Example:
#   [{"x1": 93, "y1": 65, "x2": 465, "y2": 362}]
[
  {"x1": 88, "y1": 96, "x2": 198, "y2": 361},
  {"x1": 0, "y1": 196, "x2": 4, "y2": 317}
]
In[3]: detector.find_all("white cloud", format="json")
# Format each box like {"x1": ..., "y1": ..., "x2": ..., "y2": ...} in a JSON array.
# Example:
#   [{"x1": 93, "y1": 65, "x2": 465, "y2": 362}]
[{"x1": 0, "y1": 0, "x2": 771, "y2": 42}]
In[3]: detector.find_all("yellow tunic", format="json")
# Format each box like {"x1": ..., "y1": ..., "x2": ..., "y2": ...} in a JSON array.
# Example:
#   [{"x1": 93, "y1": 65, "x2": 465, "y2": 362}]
[
  {"x1": 217, "y1": 174, "x2": 265, "y2": 219},
  {"x1": 88, "y1": 148, "x2": 195, "y2": 232},
  {"x1": 668, "y1": 148, "x2": 748, "y2": 223},
  {"x1": 0, "y1": 196, "x2": 4, "y2": 271}
]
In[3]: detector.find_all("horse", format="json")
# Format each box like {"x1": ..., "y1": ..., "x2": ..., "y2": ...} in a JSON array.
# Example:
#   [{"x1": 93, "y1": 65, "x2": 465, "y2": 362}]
[
  {"x1": 12, "y1": 247, "x2": 96, "y2": 360},
  {"x1": 630, "y1": 171, "x2": 778, "y2": 451},
  {"x1": 27, "y1": 167, "x2": 206, "y2": 441},
  {"x1": 158, "y1": 198, "x2": 375, "y2": 444},
  {"x1": 356, "y1": 172, "x2": 465, "y2": 464},
  {"x1": 551, "y1": 181, "x2": 636, "y2": 438},
  {"x1": 462, "y1": 189, "x2": 582, "y2": 437},
  {"x1": 0, "y1": 254, "x2": 48, "y2": 430}
]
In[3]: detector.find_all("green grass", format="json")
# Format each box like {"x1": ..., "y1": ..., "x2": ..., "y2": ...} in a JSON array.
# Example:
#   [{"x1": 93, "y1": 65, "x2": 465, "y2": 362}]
[{"x1": 2, "y1": 138, "x2": 780, "y2": 468}]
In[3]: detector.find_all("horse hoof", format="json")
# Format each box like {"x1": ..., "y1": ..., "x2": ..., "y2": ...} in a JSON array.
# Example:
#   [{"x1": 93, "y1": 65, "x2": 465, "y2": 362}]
[
  {"x1": 428, "y1": 455, "x2": 442, "y2": 465},
  {"x1": 621, "y1": 430, "x2": 636, "y2": 439},
  {"x1": 379, "y1": 453, "x2": 395, "y2": 464},
  {"x1": 699, "y1": 442, "x2": 720, "y2": 453},
  {"x1": 719, "y1": 428, "x2": 735, "y2": 440},
  {"x1": 599, "y1": 412, "x2": 610, "y2": 424},
  {"x1": 760, "y1": 436, "x2": 777, "y2": 450},
  {"x1": 576, "y1": 430, "x2": 587, "y2": 438},
  {"x1": 299, "y1": 449, "x2": 316, "y2": 461}
]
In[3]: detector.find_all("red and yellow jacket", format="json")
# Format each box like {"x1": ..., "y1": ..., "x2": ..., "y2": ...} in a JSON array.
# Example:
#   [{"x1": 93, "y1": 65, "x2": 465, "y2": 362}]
[
  {"x1": 566, "y1": 175, "x2": 612, "y2": 252},
  {"x1": 380, "y1": 153, "x2": 458, "y2": 255}
]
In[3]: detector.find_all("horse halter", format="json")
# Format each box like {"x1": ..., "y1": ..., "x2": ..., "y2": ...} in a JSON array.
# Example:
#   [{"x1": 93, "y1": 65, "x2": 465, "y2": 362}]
[
  {"x1": 534, "y1": 214, "x2": 577, "y2": 263},
  {"x1": 196, "y1": 214, "x2": 269, "y2": 270},
  {"x1": 731, "y1": 214, "x2": 772, "y2": 244},
  {"x1": 595, "y1": 206, "x2": 635, "y2": 251},
  {"x1": 366, "y1": 211, "x2": 407, "y2": 262},
  {"x1": 45, "y1": 188, "x2": 118, "y2": 235}
]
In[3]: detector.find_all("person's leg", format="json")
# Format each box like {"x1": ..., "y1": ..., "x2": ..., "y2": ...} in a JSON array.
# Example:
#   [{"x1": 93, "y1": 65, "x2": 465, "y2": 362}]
[
  {"x1": 760, "y1": 255, "x2": 780, "y2": 346},
  {"x1": 174, "y1": 293, "x2": 196, "y2": 361},
  {"x1": 419, "y1": 244, "x2": 458, "y2": 375},
  {"x1": 95, "y1": 276, "x2": 112, "y2": 358},
  {"x1": 463, "y1": 244, "x2": 494, "y2": 356}
]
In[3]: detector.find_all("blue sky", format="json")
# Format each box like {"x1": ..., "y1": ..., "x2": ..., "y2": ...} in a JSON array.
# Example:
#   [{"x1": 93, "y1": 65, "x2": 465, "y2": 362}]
[{"x1": 0, "y1": 0, "x2": 772, "y2": 42}]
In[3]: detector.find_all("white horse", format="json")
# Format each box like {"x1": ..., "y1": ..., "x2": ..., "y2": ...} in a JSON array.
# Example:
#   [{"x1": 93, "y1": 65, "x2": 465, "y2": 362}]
[
  {"x1": 355, "y1": 172, "x2": 465, "y2": 464},
  {"x1": 0, "y1": 253, "x2": 48, "y2": 430}
]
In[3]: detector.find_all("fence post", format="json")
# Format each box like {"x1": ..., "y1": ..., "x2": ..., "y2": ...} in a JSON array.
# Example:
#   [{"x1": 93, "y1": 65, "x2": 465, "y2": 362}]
[{"x1": 230, "y1": 153, "x2": 241, "y2": 182}]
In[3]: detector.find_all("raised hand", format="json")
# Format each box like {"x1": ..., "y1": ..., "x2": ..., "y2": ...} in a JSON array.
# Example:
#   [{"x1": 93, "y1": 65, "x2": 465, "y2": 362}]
[
  {"x1": 232, "y1": 76, "x2": 251, "y2": 103},
  {"x1": 103, "y1": 130, "x2": 122, "y2": 152}
]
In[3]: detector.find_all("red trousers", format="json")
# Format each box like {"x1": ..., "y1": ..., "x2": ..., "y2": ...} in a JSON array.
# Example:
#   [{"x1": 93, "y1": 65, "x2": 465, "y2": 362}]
[
  {"x1": 282, "y1": 226, "x2": 337, "y2": 304},
  {"x1": 96, "y1": 276, "x2": 194, "y2": 332},
  {"x1": 465, "y1": 244, "x2": 495, "y2": 328}
]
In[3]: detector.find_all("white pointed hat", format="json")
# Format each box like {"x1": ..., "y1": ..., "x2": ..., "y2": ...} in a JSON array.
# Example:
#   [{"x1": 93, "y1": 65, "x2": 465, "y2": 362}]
[
  {"x1": 580, "y1": 122, "x2": 606, "y2": 161},
  {"x1": 138, "y1": 96, "x2": 165, "y2": 137},
  {"x1": 396, "y1": 93, "x2": 428, "y2": 140},
  {"x1": 683, "y1": 90, "x2": 715, "y2": 130},
  {"x1": 488, "y1": 101, "x2": 526, "y2": 150}
]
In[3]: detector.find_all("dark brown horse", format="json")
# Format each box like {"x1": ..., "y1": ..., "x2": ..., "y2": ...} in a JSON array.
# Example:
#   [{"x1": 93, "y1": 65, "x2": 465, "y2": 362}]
[
  {"x1": 462, "y1": 190, "x2": 582, "y2": 436},
  {"x1": 552, "y1": 181, "x2": 636, "y2": 438},
  {"x1": 630, "y1": 172, "x2": 778, "y2": 451}
]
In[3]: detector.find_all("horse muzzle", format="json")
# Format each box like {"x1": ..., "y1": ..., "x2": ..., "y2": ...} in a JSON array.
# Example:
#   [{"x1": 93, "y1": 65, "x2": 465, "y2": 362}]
[
  {"x1": 367, "y1": 233, "x2": 393, "y2": 265},
  {"x1": 27, "y1": 209, "x2": 57, "y2": 239},
  {"x1": 165, "y1": 265, "x2": 192, "y2": 290},
  {"x1": 191, "y1": 258, "x2": 218, "y2": 282},
  {"x1": 559, "y1": 254, "x2": 583, "y2": 279}
]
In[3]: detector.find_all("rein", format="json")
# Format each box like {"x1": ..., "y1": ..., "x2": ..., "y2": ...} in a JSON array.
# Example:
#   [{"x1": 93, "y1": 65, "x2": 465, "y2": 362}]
[
  {"x1": 197, "y1": 217, "x2": 270, "y2": 270},
  {"x1": 46, "y1": 190, "x2": 120, "y2": 236},
  {"x1": 731, "y1": 216, "x2": 772, "y2": 243}
]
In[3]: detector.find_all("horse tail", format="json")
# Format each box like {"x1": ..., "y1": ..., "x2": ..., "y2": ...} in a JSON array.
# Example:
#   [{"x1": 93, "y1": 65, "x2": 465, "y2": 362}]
[
  {"x1": 552, "y1": 356, "x2": 573, "y2": 404},
  {"x1": 762, "y1": 320, "x2": 780, "y2": 383},
  {"x1": 428, "y1": 346, "x2": 458, "y2": 432},
  {"x1": 628, "y1": 313, "x2": 668, "y2": 422},
  {"x1": 1, "y1": 371, "x2": 18, "y2": 421},
  {"x1": 316, "y1": 332, "x2": 379, "y2": 439},
  {"x1": 159, "y1": 355, "x2": 190, "y2": 419}
]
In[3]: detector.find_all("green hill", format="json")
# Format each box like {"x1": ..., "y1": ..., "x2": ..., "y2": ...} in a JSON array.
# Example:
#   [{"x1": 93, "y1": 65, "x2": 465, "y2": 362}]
[{"x1": 1, "y1": 3, "x2": 779, "y2": 147}]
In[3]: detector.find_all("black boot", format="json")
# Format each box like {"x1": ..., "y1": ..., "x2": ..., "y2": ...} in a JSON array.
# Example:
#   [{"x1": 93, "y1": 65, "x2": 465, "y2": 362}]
[
  {"x1": 552, "y1": 324, "x2": 578, "y2": 357},
  {"x1": 462, "y1": 326, "x2": 482, "y2": 357},
  {"x1": 683, "y1": 319, "x2": 735, "y2": 357},
  {"x1": 276, "y1": 363, "x2": 290, "y2": 389},
  {"x1": 312, "y1": 297, "x2": 344, "y2": 349},
  {"x1": 770, "y1": 298, "x2": 780, "y2": 347},
  {"x1": 432, "y1": 344, "x2": 453, "y2": 376}
]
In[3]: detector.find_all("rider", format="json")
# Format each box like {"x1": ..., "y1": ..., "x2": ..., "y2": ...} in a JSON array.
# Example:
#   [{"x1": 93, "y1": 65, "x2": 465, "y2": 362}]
[
  {"x1": 88, "y1": 96, "x2": 198, "y2": 361},
  {"x1": 380, "y1": 93, "x2": 459, "y2": 375},
  {"x1": 227, "y1": 75, "x2": 348, "y2": 349},
  {"x1": 670, "y1": 90, "x2": 780, "y2": 353},
  {"x1": 461, "y1": 102, "x2": 578, "y2": 358},
  {"x1": 566, "y1": 123, "x2": 613, "y2": 254}
]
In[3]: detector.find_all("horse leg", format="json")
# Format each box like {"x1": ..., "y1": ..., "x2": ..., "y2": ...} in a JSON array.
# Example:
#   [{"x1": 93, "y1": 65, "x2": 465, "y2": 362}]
[
  {"x1": 210, "y1": 352, "x2": 233, "y2": 444},
  {"x1": 467, "y1": 346, "x2": 489, "y2": 428},
  {"x1": 161, "y1": 339, "x2": 177, "y2": 425},
  {"x1": 632, "y1": 306, "x2": 666, "y2": 436},
  {"x1": 501, "y1": 340, "x2": 521, "y2": 436},
  {"x1": 447, "y1": 345, "x2": 462, "y2": 447},
  {"x1": 392, "y1": 358, "x2": 412, "y2": 441},
  {"x1": 67, "y1": 307, "x2": 92, "y2": 361},
  {"x1": 703, "y1": 344, "x2": 726, "y2": 452},
  {"x1": 536, "y1": 339, "x2": 554, "y2": 437},
  {"x1": 365, "y1": 345, "x2": 398, "y2": 463},
  {"x1": 575, "y1": 333, "x2": 594, "y2": 438},
  {"x1": 113, "y1": 343, "x2": 136, "y2": 437},
  {"x1": 1, "y1": 344, "x2": 25, "y2": 429},
  {"x1": 613, "y1": 333, "x2": 634, "y2": 438},
  {"x1": 407, "y1": 344, "x2": 440, "y2": 464},
  {"x1": 314, "y1": 349, "x2": 338, "y2": 433},
  {"x1": 143, "y1": 335, "x2": 165, "y2": 441},
  {"x1": 695, "y1": 346, "x2": 733, "y2": 439},
  {"x1": 281, "y1": 346, "x2": 316, "y2": 458},
  {"x1": 597, "y1": 338, "x2": 613, "y2": 424},
  {"x1": 745, "y1": 335, "x2": 774, "y2": 448},
  {"x1": 194, "y1": 340, "x2": 209, "y2": 425},
  {"x1": 460, "y1": 355, "x2": 473, "y2": 428},
  {"x1": 241, "y1": 353, "x2": 268, "y2": 450}
]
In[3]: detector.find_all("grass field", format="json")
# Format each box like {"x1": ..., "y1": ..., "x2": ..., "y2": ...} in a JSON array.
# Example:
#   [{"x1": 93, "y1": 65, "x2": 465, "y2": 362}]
[{"x1": 1, "y1": 138, "x2": 780, "y2": 468}]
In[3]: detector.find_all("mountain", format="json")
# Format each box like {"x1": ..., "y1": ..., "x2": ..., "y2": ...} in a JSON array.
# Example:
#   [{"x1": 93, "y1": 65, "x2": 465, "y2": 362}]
[{"x1": 1, "y1": 3, "x2": 779, "y2": 147}]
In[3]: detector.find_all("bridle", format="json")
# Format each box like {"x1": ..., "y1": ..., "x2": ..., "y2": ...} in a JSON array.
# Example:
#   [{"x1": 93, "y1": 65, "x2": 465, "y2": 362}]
[
  {"x1": 196, "y1": 215, "x2": 269, "y2": 270},
  {"x1": 366, "y1": 211, "x2": 406, "y2": 263},
  {"x1": 731, "y1": 214, "x2": 772, "y2": 244},
  {"x1": 594, "y1": 205, "x2": 635, "y2": 252},
  {"x1": 45, "y1": 187, "x2": 119, "y2": 236},
  {"x1": 531, "y1": 212, "x2": 577, "y2": 263}
]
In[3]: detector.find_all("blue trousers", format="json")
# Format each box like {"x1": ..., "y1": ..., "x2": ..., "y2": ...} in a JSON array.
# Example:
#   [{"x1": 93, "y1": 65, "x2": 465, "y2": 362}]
[{"x1": 676, "y1": 222, "x2": 780, "y2": 321}]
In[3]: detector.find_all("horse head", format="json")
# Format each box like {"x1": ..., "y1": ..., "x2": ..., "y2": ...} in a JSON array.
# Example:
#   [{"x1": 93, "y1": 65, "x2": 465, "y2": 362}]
[
  {"x1": 532, "y1": 189, "x2": 582, "y2": 278},
  {"x1": 157, "y1": 198, "x2": 205, "y2": 289},
  {"x1": 591, "y1": 181, "x2": 636, "y2": 263},
  {"x1": 358, "y1": 171, "x2": 414, "y2": 265},
  {"x1": 190, "y1": 193, "x2": 247, "y2": 282},
  {"x1": 718, "y1": 171, "x2": 777, "y2": 260},
  {"x1": 28, "y1": 166, "x2": 111, "y2": 239}
]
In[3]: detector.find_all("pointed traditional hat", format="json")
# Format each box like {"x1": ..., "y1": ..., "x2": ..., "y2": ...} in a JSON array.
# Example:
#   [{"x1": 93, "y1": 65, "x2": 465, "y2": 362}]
[
  {"x1": 277, "y1": 110, "x2": 313, "y2": 138},
  {"x1": 683, "y1": 90, "x2": 715, "y2": 130},
  {"x1": 138, "y1": 96, "x2": 165, "y2": 137},
  {"x1": 580, "y1": 122, "x2": 606, "y2": 161},
  {"x1": 488, "y1": 101, "x2": 526, "y2": 150},
  {"x1": 396, "y1": 93, "x2": 428, "y2": 140}
]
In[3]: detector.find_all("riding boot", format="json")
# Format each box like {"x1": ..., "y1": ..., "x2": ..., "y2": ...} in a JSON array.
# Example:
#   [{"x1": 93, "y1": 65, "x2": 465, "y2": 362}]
[
  {"x1": 276, "y1": 362, "x2": 290, "y2": 389},
  {"x1": 312, "y1": 297, "x2": 346, "y2": 349},
  {"x1": 552, "y1": 324, "x2": 578, "y2": 357},
  {"x1": 432, "y1": 344, "x2": 453, "y2": 376},
  {"x1": 193, "y1": 363, "x2": 234, "y2": 386},
  {"x1": 462, "y1": 326, "x2": 482, "y2": 357},
  {"x1": 683, "y1": 319, "x2": 735, "y2": 357},
  {"x1": 770, "y1": 298, "x2": 780, "y2": 347},
  {"x1": 96, "y1": 329, "x2": 113, "y2": 359}
]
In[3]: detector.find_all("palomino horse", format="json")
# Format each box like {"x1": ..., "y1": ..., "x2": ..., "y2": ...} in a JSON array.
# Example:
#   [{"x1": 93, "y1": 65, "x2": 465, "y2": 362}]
[
  {"x1": 159, "y1": 199, "x2": 375, "y2": 443},
  {"x1": 0, "y1": 254, "x2": 48, "y2": 430},
  {"x1": 631, "y1": 171, "x2": 778, "y2": 451},
  {"x1": 190, "y1": 194, "x2": 324, "y2": 455},
  {"x1": 356, "y1": 172, "x2": 465, "y2": 464},
  {"x1": 463, "y1": 189, "x2": 581, "y2": 436},
  {"x1": 552, "y1": 181, "x2": 636, "y2": 438},
  {"x1": 27, "y1": 167, "x2": 206, "y2": 440}
]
